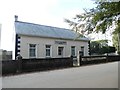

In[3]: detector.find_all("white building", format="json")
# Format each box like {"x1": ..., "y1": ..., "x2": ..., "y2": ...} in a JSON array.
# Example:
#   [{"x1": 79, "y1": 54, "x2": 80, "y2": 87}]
[{"x1": 14, "y1": 16, "x2": 90, "y2": 59}]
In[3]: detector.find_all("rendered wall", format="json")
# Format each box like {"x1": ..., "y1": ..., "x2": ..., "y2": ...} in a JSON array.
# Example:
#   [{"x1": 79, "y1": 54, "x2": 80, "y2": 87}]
[{"x1": 19, "y1": 35, "x2": 89, "y2": 58}]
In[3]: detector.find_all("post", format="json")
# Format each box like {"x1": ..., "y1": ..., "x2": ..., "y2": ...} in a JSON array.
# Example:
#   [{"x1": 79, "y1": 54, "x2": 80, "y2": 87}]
[
  {"x1": 77, "y1": 51, "x2": 83, "y2": 66},
  {"x1": 16, "y1": 54, "x2": 22, "y2": 73},
  {"x1": 79, "y1": 55, "x2": 82, "y2": 66},
  {"x1": 70, "y1": 55, "x2": 72, "y2": 67},
  {"x1": 106, "y1": 53, "x2": 108, "y2": 62}
]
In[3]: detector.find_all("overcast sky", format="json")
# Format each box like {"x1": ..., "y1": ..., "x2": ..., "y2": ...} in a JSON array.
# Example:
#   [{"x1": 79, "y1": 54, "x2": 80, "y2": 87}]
[{"x1": 0, "y1": 0, "x2": 97, "y2": 51}]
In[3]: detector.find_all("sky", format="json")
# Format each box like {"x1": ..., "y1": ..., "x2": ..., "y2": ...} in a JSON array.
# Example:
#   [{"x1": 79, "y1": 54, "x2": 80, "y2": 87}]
[{"x1": 0, "y1": 0, "x2": 100, "y2": 51}]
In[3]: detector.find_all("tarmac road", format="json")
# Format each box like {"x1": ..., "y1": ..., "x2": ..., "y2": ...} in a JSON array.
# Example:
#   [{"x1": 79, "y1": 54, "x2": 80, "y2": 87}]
[{"x1": 2, "y1": 62, "x2": 118, "y2": 88}]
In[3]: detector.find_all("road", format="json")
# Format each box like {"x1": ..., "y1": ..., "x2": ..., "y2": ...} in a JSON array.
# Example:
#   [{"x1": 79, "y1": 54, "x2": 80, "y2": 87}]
[{"x1": 2, "y1": 62, "x2": 118, "y2": 88}]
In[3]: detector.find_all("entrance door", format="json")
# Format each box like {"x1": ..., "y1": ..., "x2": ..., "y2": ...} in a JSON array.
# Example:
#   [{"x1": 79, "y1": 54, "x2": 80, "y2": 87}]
[{"x1": 58, "y1": 47, "x2": 64, "y2": 57}]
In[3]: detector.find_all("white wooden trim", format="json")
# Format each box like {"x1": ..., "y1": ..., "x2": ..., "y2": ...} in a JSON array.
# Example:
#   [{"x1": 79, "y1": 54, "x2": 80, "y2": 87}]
[
  {"x1": 28, "y1": 43, "x2": 37, "y2": 58},
  {"x1": 18, "y1": 38, "x2": 21, "y2": 41},
  {"x1": 45, "y1": 45, "x2": 52, "y2": 58},
  {"x1": 50, "y1": 45, "x2": 52, "y2": 57},
  {"x1": 36, "y1": 44, "x2": 37, "y2": 58},
  {"x1": 17, "y1": 52, "x2": 20, "y2": 55}
]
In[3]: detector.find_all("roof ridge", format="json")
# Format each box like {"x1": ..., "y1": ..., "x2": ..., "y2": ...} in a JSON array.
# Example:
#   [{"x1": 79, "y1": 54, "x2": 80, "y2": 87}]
[
  {"x1": 15, "y1": 21, "x2": 71, "y2": 31},
  {"x1": 15, "y1": 21, "x2": 90, "y2": 41}
]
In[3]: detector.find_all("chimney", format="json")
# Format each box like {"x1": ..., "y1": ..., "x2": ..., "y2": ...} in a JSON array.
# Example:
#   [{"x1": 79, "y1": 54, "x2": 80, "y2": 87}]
[{"x1": 15, "y1": 15, "x2": 18, "y2": 21}]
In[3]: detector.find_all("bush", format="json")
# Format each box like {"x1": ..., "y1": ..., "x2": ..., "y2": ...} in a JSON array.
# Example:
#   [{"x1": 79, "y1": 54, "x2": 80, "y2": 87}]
[{"x1": 118, "y1": 51, "x2": 120, "y2": 55}]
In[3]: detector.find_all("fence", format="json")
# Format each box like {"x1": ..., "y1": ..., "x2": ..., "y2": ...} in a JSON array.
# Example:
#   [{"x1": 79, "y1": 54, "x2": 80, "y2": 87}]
[
  {"x1": 2, "y1": 60, "x2": 18, "y2": 75},
  {"x1": 1, "y1": 55, "x2": 120, "y2": 75},
  {"x1": 22, "y1": 57, "x2": 73, "y2": 72},
  {"x1": 2, "y1": 57, "x2": 73, "y2": 75},
  {"x1": 80, "y1": 55, "x2": 120, "y2": 65}
]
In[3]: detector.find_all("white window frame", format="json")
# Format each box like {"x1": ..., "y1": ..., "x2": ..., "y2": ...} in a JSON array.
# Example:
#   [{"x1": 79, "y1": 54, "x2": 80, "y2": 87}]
[
  {"x1": 29, "y1": 44, "x2": 37, "y2": 58},
  {"x1": 45, "y1": 45, "x2": 52, "y2": 58},
  {"x1": 71, "y1": 46, "x2": 76, "y2": 56}
]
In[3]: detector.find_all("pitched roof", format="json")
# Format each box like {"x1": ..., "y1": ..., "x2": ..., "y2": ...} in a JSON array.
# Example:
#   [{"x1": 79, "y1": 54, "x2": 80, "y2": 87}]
[{"x1": 15, "y1": 21, "x2": 89, "y2": 41}]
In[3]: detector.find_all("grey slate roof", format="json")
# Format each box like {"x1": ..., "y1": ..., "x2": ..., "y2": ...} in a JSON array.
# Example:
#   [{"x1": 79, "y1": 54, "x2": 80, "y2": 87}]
[{"x1": 15, "y1": 21, "x2": 89, "y2": 41}]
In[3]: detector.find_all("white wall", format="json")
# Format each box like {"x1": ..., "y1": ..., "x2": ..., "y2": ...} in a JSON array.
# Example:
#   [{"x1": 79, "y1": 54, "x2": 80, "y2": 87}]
[{"x1": 19, "y1": 35, "x2": 89, "y2": 58}]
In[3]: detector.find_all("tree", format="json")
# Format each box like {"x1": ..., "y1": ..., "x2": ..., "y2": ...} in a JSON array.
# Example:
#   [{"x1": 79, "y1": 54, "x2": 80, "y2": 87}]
[
  {"x1": 90, "y1": 40, "x2": 108, "y2": 55},
  {"x1": 92, "y1": 2, "x2": 120, "y2": 32},
  {"x1": 65, "y1": 1, "x2": 120, "y2": 54},
  {"x1": 90, "y1": 40, "x2": 116, "y2": 55},
  {"x1": 112, "y1": 33, "x2": 120, "y2": 54},
  {"x1": 92, "y1": 2, "x2": 120, "y2": 54},
  {"x1": 90, "y1": 41, "x2": 100, "y2": 54}
]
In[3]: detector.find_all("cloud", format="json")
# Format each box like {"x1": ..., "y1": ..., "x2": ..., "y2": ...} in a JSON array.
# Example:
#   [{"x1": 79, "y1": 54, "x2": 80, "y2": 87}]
[{"x1": 0, "y1": 0, "x2": 96, "y2": 50}]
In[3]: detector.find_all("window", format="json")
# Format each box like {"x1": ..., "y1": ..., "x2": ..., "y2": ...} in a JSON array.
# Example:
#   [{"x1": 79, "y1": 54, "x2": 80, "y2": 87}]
[
  {"x1": 29, "y1": 44, "x2": 36, "y2": 58},
  {"x1": 71, "y1": 46, "x2": 76, "y2": 56},
  {"x1": 46, "y1": 45, "x2": 51, "y2": 57},
  {"x1": 58, "y1": 47, "x2": 64, "y2": 56}
]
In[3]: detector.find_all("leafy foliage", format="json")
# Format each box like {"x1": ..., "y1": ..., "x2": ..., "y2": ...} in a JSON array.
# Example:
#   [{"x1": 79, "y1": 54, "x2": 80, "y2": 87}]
[
  {"x1": 92, "y1": 2, "x2": 120, "y2": 33},
  {"x1": 65, "y1": 8, "x2": 95, "y2": 35},
  {"x1": 65, "y1": 1, "x2": 120, "y2": 34},
  {"x1": 65, "y1": 1, "x2": 120, "y2": 54},
  {"x1": 90, "y1": 40, "x2": 116, "y2": 55}
]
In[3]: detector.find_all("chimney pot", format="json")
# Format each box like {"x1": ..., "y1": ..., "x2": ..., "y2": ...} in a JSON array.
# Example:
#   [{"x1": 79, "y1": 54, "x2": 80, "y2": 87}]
[{"x1": 15, "y1": 15, "x2": 18, "y2": 21}]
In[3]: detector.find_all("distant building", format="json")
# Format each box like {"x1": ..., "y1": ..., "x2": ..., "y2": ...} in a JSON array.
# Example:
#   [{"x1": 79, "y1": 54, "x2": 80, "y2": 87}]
[
  {"x1": 0, "y1": 49, "x2": 12, "y2": 60},
  {"x1": 14, "y1": 16, "x2": 90, "y2": 59}
]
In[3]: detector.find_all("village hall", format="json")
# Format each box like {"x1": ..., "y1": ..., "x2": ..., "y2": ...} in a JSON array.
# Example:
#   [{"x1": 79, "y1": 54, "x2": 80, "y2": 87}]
[{"x1": 14, "y1": 15, "x2": 90, "y2": 59}]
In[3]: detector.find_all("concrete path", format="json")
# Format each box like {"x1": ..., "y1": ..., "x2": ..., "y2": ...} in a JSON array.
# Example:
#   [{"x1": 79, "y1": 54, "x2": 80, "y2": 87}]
[{"x1": 2, "y1": 62, "x2": 118, "y2": 88}]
